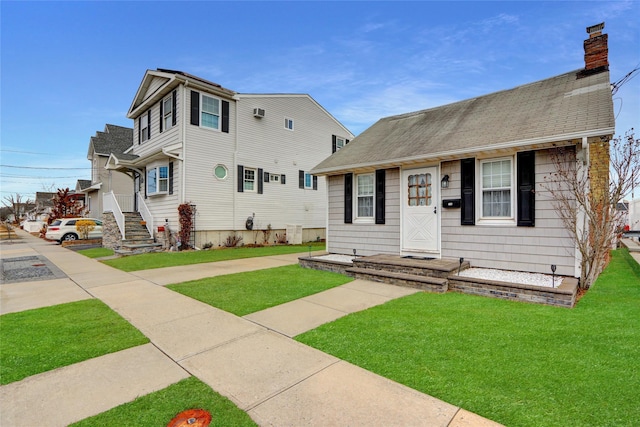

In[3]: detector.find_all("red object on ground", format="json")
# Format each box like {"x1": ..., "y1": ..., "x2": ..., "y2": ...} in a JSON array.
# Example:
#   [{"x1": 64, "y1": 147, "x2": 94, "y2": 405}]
[{"x1": 167, "y1": 409, "x2": 212, "y2": 427}]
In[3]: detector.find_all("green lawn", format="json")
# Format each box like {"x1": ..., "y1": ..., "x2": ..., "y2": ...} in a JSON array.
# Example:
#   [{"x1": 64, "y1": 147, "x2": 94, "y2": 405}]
[
  {"x1": 297, "y1": 249, "x2": 640, "y2": 426},
  {"x1": 103, "y1": 242, "x2": 325, "y2": 272},
  {"x1": 70, "y1": 376, "x2": 256, "y2": 427},
  {"x1": 77, "y1": 247, "x2": 114, "y2": 258},
  {"x1": 0, "y1": 299, "x2": 149, "y2": 385},
  {"x1": 168, "y1": 264, "x2": 352, "y2": 316}
]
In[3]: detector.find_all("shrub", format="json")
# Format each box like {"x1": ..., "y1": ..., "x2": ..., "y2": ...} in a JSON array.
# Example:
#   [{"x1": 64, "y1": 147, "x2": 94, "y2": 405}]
[
  {"x1": 224, "y1": 233, "x2": 243, "y2": 248},
  {"x1": 75, "y1": 219, "x2": 96, "y2": 240}
]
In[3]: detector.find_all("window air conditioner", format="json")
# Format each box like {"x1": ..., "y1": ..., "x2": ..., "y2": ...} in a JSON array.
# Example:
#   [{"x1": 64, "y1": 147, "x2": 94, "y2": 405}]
[{"x1": 253, "y1": 108, "x2": 265, "y2": 118}]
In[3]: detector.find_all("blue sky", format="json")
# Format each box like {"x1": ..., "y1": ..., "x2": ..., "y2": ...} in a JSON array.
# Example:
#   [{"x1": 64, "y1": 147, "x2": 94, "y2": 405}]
[{"x1": 1, "y1": 1, "x2": 639, "y2": 201}]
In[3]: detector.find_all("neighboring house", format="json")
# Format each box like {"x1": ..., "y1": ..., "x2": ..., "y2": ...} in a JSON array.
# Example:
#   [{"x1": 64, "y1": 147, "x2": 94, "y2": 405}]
[
  {"x1": 630, "y1": 198, "x2": 640, "y2": 231},
  {"x1": 81, "y1": 124, "x2": 134, "y2": 218},
  {"x1": 311, "y1": 23, "x2": 614, "y2": 279},
  {"x1": 105, "y1": 69, "x2": 353, "y2": 247},
  {"x1": 28, "y1": 192, "x2": 56, "y2": 221}
]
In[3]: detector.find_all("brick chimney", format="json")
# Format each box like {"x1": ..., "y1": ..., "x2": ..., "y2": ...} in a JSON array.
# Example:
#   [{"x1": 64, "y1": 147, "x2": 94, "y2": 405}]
[{"x1": 579, "y1": 22, "x2": 608, "y2": 78}]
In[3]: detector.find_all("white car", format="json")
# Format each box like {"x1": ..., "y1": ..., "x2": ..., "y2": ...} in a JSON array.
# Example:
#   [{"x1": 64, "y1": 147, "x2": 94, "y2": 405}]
[{"x1": 45, "y1": 218, "x2": 103, "y2": 242}]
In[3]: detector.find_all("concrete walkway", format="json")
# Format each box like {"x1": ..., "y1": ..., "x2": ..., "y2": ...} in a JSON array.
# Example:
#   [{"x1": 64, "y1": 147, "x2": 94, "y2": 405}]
[{"x1": 1, "y1": 230, "x2": 501, "y2": 427}]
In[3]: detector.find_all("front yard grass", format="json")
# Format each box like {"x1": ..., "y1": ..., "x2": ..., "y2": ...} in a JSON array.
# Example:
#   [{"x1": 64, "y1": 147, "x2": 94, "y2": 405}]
[
  {"x1": 168, "y1": 264, "x2": 352, "y2": 316},
  {"x1": 296, "y1": 249, "x2": 640, "y2": 426},
  {"x1": 103, "y1": 241, "x2": 325, "y2": 272},
  {"x1": 77, "y1": 247, "x2": 114, "y2": 258},
  {"x1": 70, "y1": 376, "x2": 256, "y2": 427},
  {"x1": 0, "y1": 299, "x2": 149, "y2": 385}
]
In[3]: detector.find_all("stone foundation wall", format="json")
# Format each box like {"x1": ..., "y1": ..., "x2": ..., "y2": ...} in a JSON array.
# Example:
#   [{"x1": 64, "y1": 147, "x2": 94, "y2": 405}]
[
  {"x1": 299, "y1": 257, "x2": 353, "y2": 276},
  {"x1": 194, "y1": 228, "x2": 325, "y2": 249},
  {"x1": 448, "y1": 276, "x2": 578, "y2": 308}
]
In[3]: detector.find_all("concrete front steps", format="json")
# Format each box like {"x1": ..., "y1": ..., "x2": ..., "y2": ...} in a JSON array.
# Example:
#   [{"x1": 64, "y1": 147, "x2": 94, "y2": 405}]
[
  {"x1": 300, "y1": 254, "x2": 579, "y2": 308},
  {"x1": 346, "y1": 255, "x2": 468, "y2": 293},
  {"x1": 115, "y1": 213, "x2": 162, "y2": 255}
]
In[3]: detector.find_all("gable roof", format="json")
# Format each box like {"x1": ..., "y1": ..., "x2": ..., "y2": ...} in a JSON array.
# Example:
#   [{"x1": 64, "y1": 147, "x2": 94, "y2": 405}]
[
  {"x1": 87, "y1": 124, "x2": 133, "y2": 158},
  {"x1": 128, "y1": 69, "x2": 236, "y2": 119},
  {"x1": 312, "y1": 69, "x2": 614, "y2": 175}
]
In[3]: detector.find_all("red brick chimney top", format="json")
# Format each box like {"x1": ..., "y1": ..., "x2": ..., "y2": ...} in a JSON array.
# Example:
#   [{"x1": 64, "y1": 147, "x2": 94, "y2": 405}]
[{"x1": 578, "y1": 22, "x2": 608, "y2": 78}]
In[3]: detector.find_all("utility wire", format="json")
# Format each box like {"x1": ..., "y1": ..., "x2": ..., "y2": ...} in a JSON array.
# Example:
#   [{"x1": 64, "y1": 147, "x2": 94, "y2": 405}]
[
  {"x1": 0, "y1": 165, "x2": 90, "y2": 170},
  {"x1": 611, "y1": 64, "x2": 640, "y2": 95}
]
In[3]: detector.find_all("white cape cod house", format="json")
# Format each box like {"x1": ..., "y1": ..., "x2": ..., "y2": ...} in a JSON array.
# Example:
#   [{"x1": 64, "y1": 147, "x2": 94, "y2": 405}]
[
  {"x1": 105, "y1": 69, "x2": 353, "y2": 249},
  {"x1": 311, "y1": 24, "x2": 614, "y2": 280}
]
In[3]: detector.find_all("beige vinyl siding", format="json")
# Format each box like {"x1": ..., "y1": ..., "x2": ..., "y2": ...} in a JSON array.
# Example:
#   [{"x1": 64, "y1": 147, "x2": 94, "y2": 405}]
[
  {"x1": 440, "y1": 148, "x2": 576, "y2": 277},
  {"x1": 182, "y1": 90, "x2": 236, "y2": 230},
  {"x1": 327, "y1": 168, "x2": 401, "y2": 256},
  {"x1": 132, "y1": 89, "x2": 181, "y2": 155},
  {"x1": 143, "y1": 160, "x2": 181, "y2": 231}
]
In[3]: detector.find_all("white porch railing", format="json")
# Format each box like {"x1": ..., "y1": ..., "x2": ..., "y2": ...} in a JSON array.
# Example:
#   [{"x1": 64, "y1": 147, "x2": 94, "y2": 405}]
[
  {"x1": 137, "y1": 193, "x2": 153, "y2": 236},
  {"x1": 103, "y1": 191, "x2": 126, "y2": 239}
]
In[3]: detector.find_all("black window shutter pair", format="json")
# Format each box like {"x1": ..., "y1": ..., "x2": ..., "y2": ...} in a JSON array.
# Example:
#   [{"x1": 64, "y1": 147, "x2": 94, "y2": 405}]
[
  {"x1": 298, "y1": 170, "x2": 318, "y2": 190},
  {"x1": 190, "y1": 90, "x2": 229, "y2": 133},
  {"x1": 236, "y1": 165, "x2": 262, "y2": 194},
  {"x1": 159, "y1": 90, "x2": 177, "y2": 133},
  {"x1": 459, "y1": 152, "x2": 535, "y2": 226},
  {"x1": 343, "y1": 170, "x2": 385, "y2": 224}
]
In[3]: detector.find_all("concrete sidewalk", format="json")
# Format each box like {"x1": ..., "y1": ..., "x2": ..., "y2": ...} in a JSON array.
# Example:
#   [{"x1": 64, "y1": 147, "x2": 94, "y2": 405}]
[{"x1": 1, "y1": 230, "x2": 501, "y2": 426}]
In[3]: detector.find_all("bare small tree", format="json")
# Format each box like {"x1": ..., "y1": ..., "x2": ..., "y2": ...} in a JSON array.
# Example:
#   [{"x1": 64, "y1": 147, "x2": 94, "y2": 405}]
[
  {"x1": 2, "y1": 193, "x2": 33, "y2": 224},
  {"x1": 543, "y1": 129, "x2": 640, "y2": 289}
]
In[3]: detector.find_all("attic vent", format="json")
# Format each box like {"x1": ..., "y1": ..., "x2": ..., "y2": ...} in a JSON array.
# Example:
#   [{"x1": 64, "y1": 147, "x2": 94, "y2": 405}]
[{"x1": 253, "y1": 108, "x2": 265, "y2": 118}]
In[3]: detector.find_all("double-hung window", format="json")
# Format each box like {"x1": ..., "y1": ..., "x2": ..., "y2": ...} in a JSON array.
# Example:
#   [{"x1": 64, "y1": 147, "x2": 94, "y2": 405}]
[
  {"x1": 356, "y1": 173, "x2": 374, "y2": 219},
  {"x1": 243, "y1": 168, "x2": 256, "y2": 192},
  {"x1": 162, "y1": 96, "x2": 173, "y2": 130},
  {"x1": 140, "y1": 113, "x2": 149, "y2": 142},
  {"x1": 481, "y1": 158, "x2": 513, "y2": 218},
  {"x1": 335, "y1": 137, "x2": 345, "y2": 150},
  {"x1": 147, "y1": 165, "x2": 169, "y2": 195},
  {"x1": 201, "y1": 95, "x2": 220, "y2": 130},
  {"x1": 304, "y1": 172, "x2": 313, "y2": 189}
]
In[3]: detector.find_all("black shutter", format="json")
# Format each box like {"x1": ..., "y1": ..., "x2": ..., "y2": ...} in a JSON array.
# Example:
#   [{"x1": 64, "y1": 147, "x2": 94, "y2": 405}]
[
  {"x1": 313, "y1": 175, "x2": 318, "y2": 190},
  {"x1": 138, "y1": 117, "x2": 142, "y2": 144},
  {"x1": 172, "y1": 90, "x2": 177, "y2": 126},
  {"x1": 237, "y1": 165, "x2": 244, "y2": 193},
  {"x1": 147, "y1": 110, "x2": 151, "y2": 140},
  {"x1": 299, "y1": 170, "x2": 305, "y2": 189},
  {"x1": 168, "y1": 162, "x2": 174, "y2": 195},
  {"x1": 280, "y1": 174, "x2": 286, "y2": 184},
  {"x1": 144, "y1": 167, "x2": 147, "y2": 199},
  {"x1": 344, "y1": 173, "x2": 353, "y2": 223},
  {"x1": 222, "y1": 100, "x2": 229, "y2": 133},
  {"x1": 517, "y1": 151, "x2": 535, "y2": 226},
  {"x1": 332, "y1": 135, "x2": 337, "y2": 153},
  {"x1": 190, "y1": 90, "x2": 200, "y2": 125},
  {"x1": 461, "y1": 158, "x2": 475, "y2": 225},
  {"x1": 264, "y1": 171, "x2": 270, "y2": 182},
  {"x1": 159, "y1": 100, "x2": 164, "y2": 133},
  {"x1": 346, "y1": 139, "x2": 350, "y2": 144},
  {"x1": 375, "y1": 169, "x2": 386, "y2": 224},
  {"x1": 258, "y1": 168, "x2": 264, "y2": 194}
]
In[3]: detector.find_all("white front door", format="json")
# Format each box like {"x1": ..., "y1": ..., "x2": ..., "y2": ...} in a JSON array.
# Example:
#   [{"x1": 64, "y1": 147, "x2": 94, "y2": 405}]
[{"x1": 401, "y1": 167, "x2": 439, "y2": 254}]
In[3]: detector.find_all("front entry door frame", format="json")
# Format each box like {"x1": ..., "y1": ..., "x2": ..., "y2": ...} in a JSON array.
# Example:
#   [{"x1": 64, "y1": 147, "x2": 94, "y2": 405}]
[{"x1": 401, "y1": 166, "x2": 440, "y2": 256}]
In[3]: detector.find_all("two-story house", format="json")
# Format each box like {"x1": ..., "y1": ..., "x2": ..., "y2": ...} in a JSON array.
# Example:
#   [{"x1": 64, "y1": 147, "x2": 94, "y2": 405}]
[
  {"x1": 105, "y1": 69, "x2": 353, "y2": 248},
  {"x1": 81, "y1": 124, "x2": 134, "y2": 218}
]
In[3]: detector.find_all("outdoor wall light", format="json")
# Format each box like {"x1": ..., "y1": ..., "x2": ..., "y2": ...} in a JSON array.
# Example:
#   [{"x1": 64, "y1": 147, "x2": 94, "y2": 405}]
[
  {"x1": 551, "y1": 265, "x2": 557, "y2": 287},
  {"x1": 441, "y1": 174, "x2": 450, "y2": 189},
  {"x1": 353, "y1": 248, "x2": 357, "y2": 259}
]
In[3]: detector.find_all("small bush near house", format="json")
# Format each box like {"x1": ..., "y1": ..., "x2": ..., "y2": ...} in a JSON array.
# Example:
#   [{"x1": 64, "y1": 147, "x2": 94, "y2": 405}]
[
  {"x1": 202, "y1": 241, "x2": 214, "y2": 250},
  {"x1": 177, "y1": 203, "x2": 194, "y2": 250},
  {"x1": 75, "y1": 219, "x2": 96, "y2": 240},
  {"x1": 224, "y1": 232, "x2": 243, "y2": 247}
]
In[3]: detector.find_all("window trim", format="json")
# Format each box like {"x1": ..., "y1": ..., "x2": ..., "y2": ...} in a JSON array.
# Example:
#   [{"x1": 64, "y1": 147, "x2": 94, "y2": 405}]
[
  {"x1": 214, "y1": 164, "x2": 228, "y2": 180},
  {"x1": 140, "y1": 113, "x2": 150, "y2": 143},
  {"x1": 354, "y1": 172, "x2": 375, "y2": 223},
  {"x1": 162, "y1": 94, "x2": 173, "y2": 131},
  {"x1": 147, "y1": 164, "x2": 169, "y2": 196},
  {"x1": 284, "y1": 117, "x2": 294, "y2": 131},
  {"x1": 478, "y1": 156, "x2": 515, "y2": 224},
  {"x1": 243, "y1": 167, "x2": 257, "y2": 192},
  {"x1": 201, "y1": 94, "x2": 221, "y2": 131}
]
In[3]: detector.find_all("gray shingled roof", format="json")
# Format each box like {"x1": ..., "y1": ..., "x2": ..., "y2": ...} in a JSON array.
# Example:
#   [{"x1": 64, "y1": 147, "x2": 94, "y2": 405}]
[
  {"x1": 90, "y1": 124, "x2": 133, "y2": 156},
  {"x1": 76, "y1": 180, "x2": 92, "y2": 190},
  {"x1": 313, "y1": 69, "x2": 614, "y2": 175}
]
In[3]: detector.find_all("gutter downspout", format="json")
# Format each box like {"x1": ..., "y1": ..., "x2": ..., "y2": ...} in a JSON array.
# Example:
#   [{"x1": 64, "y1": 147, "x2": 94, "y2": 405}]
[
  {"x1": 182, "y1": 82, "x2": 188, "y2": 205},
  {"x1": 575, "y1": 136, "x2": 589, "y2": 279},
  {"x1": 233, "y1": 95, "x2": 239, "y2": 231}
]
